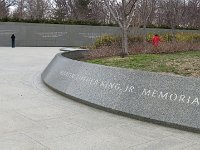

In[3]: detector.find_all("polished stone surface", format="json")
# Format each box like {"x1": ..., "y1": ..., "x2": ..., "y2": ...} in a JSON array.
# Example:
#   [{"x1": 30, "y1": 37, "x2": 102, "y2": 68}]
[
  {"x1": 42, "y1": 51, "x2": 200, "y2": 132},
  {"x1": 1, "y1": 22, "x2": 199, "y2": 47},
  {"x1": 0, "y1": 22, "x2": 119, "y2": 47},
  {"x1": 1, "y1": 47, "x2": 200, "y2": 150}
]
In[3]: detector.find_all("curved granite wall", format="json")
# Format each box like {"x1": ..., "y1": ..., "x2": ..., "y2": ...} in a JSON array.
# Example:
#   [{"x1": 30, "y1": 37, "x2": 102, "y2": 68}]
[{"x1": 42, "y1": 51, "x2": 200, "y2": 132}]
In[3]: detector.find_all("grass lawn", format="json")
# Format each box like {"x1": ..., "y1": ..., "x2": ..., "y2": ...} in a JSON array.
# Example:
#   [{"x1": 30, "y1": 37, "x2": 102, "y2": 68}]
[{"x1": 87, "y1": 51, "x2": 200, "y2": 78}]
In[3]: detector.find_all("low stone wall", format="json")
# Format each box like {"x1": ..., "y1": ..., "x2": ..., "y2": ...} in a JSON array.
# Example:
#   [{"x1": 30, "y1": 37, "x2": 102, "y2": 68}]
[{"x1": 42, "y1": 50, "x2": 200, "y2": 132}]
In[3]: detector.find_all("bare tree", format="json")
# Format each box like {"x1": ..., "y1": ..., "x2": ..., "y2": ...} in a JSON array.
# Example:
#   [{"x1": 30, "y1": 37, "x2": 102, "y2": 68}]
[
  {"x1": 0, "y1": 0, "x2": 9, "y2": 18},
  {"x1": 12, "y1": 0, "x2": 50, "y2": 19},
  {"x1": 138, "y1": 0, "x2": 157, "y2": 28},
  {"x1": 72, "y1": 0, "x2": 92, "y2": 20},
  {"x1": 25, "y1": 0, "x2": 49, "y2": 20},
  {"x1": 104, "y1": 0, "x2": 139, "y2": 57},
  {"x1": 187, "y1": 0, "x2": 200, "y2": 28},
  {"x1": 12, "y1": 0, "x2": 26, "y2": 19},
  {"x1": 89, "y1": 0, "x2": 107, "y2": 23},
  {"x1": 53, "y1": 0, "x2": 70, "y2": 20},
  {"x1": 156, "y1": 0, "x2": 180, "y2": 40},
  {"x1": 3, "y1": 0, "x2": 200, "y2": 30},
  {"x1": 137, "y1": 0, "x2": 157, "y2": 44},
  {"x1": 170, "y1": 0, "x2": 180, "y2": 39},
  {"x1": 0, "y1": 0, "x2": 16, "y2": 18}
]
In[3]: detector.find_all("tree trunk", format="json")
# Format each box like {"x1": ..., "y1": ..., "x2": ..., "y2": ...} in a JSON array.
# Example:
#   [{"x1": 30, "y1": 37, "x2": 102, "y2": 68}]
[
  {"x1": 142, "y1": 24, "x2": 147, "y2": 53},
  {"x1": 121, "y1": 27, "x2": 128, "y2": 57},
  {"x1": 171, "y1": 25, "x2": 176, "y2": 42}
]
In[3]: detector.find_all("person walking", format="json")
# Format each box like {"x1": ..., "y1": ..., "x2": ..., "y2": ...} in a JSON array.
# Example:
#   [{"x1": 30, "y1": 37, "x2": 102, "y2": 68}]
[
  {"x1": 152, "y1": 34, "x2": 161, "y2": 47},
  {"x1": 11, "y1": 34, "x2": 16, "y2": 48}
]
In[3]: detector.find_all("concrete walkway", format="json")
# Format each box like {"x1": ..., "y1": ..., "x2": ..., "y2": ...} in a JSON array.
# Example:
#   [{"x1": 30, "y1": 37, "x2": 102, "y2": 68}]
[{"x1": 0, "y1": 47, "x2": 200, "y2": 150}]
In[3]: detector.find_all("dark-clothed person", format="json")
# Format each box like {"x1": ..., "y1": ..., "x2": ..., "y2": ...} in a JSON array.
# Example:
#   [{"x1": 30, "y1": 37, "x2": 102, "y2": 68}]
[{"x1": 11, "y1": 34, "x2": 15, "y2": 48}]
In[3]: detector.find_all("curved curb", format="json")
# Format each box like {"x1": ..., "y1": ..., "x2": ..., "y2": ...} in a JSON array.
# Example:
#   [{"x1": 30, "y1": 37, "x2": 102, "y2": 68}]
[{"x1": 42, "y1": 51, "x2": 200, "y2": 133}]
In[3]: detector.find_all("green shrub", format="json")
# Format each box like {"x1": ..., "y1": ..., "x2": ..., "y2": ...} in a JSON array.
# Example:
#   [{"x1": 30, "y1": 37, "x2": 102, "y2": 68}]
[
  {"x1": 175, "y1": 26, "x2": 198, "y2": 30},
  {"x1": 191, "y1": 34, "x2": 200, "y2": 42},
  {"x1": 157, "y1": 25, "x2": 171, "y2": 29},
  {"x1": 140, "y1": 24, "x2": 199, "y2": 30},
  {"x1": 176, "y1": 32, "x2": 191, "y2": 42},
  {"x1": 146, "y1": 33, "x2": 154, "y2": 42},
  {"x1": 0, "y1": 17, "x2": 117, "y2": 26},
  {"x1": 162, "y1": 33, "x2": 173, "y2": 42},
  {"x1": 175, "y1": 32, "x2": 200, "y2": 42},
  {"x1": 0, "y1": 17, "x2": 199, "y2": 29},
  {"x1": 146, "y1": 33, "x2": 173, "y2": 42},
  {"x1": 95, "y1": 33, "x2": 182, "y2": 48},
  {"x1": 94, "y1": 35, "x2": 120, "y2": 48},
  {"x1": 145, "y1": 32, "x2": 200, "y2": 42},
  {"x1": 94, "y1": 35, "x2": 144, "y2": 48},
  {"x1": 128, "y1": 36, "x2": 143, "y2": 43}
]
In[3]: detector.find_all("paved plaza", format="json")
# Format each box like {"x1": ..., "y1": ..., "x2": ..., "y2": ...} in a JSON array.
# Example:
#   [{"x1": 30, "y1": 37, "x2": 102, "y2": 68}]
[{"x1": 0, "y1": 47, "x2": 200, "y2": 150}]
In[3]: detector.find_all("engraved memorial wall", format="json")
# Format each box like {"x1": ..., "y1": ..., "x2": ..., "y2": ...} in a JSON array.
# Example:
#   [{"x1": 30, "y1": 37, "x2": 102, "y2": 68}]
[
  {"x1": 1, "y1": 22, "x2": 199, "y2": 47},
  {"x1": 0, "y1": 22, "x2": 119, "y2": 47},
  {"x1": 42, "y1": 50, "x2": 200, "y2": 132}
]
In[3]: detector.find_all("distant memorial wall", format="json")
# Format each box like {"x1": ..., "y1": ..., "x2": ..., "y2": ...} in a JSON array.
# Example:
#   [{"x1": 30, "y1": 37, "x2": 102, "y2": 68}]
[
  {"x1": 0, "y1": 22, "x2": 119, "y2": 47},
  {"x1": 42, "y1": 50, "x2": 200, "y2": 132},
  {"x1": 1, "y1": 22, "x2": 199, "y2": 47}
]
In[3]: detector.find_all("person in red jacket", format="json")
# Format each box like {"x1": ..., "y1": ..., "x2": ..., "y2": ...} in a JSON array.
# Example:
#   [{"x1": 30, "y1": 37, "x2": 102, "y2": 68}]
[{"x1": 152, "y1": 34, "x2": 161, "y2": 46}]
